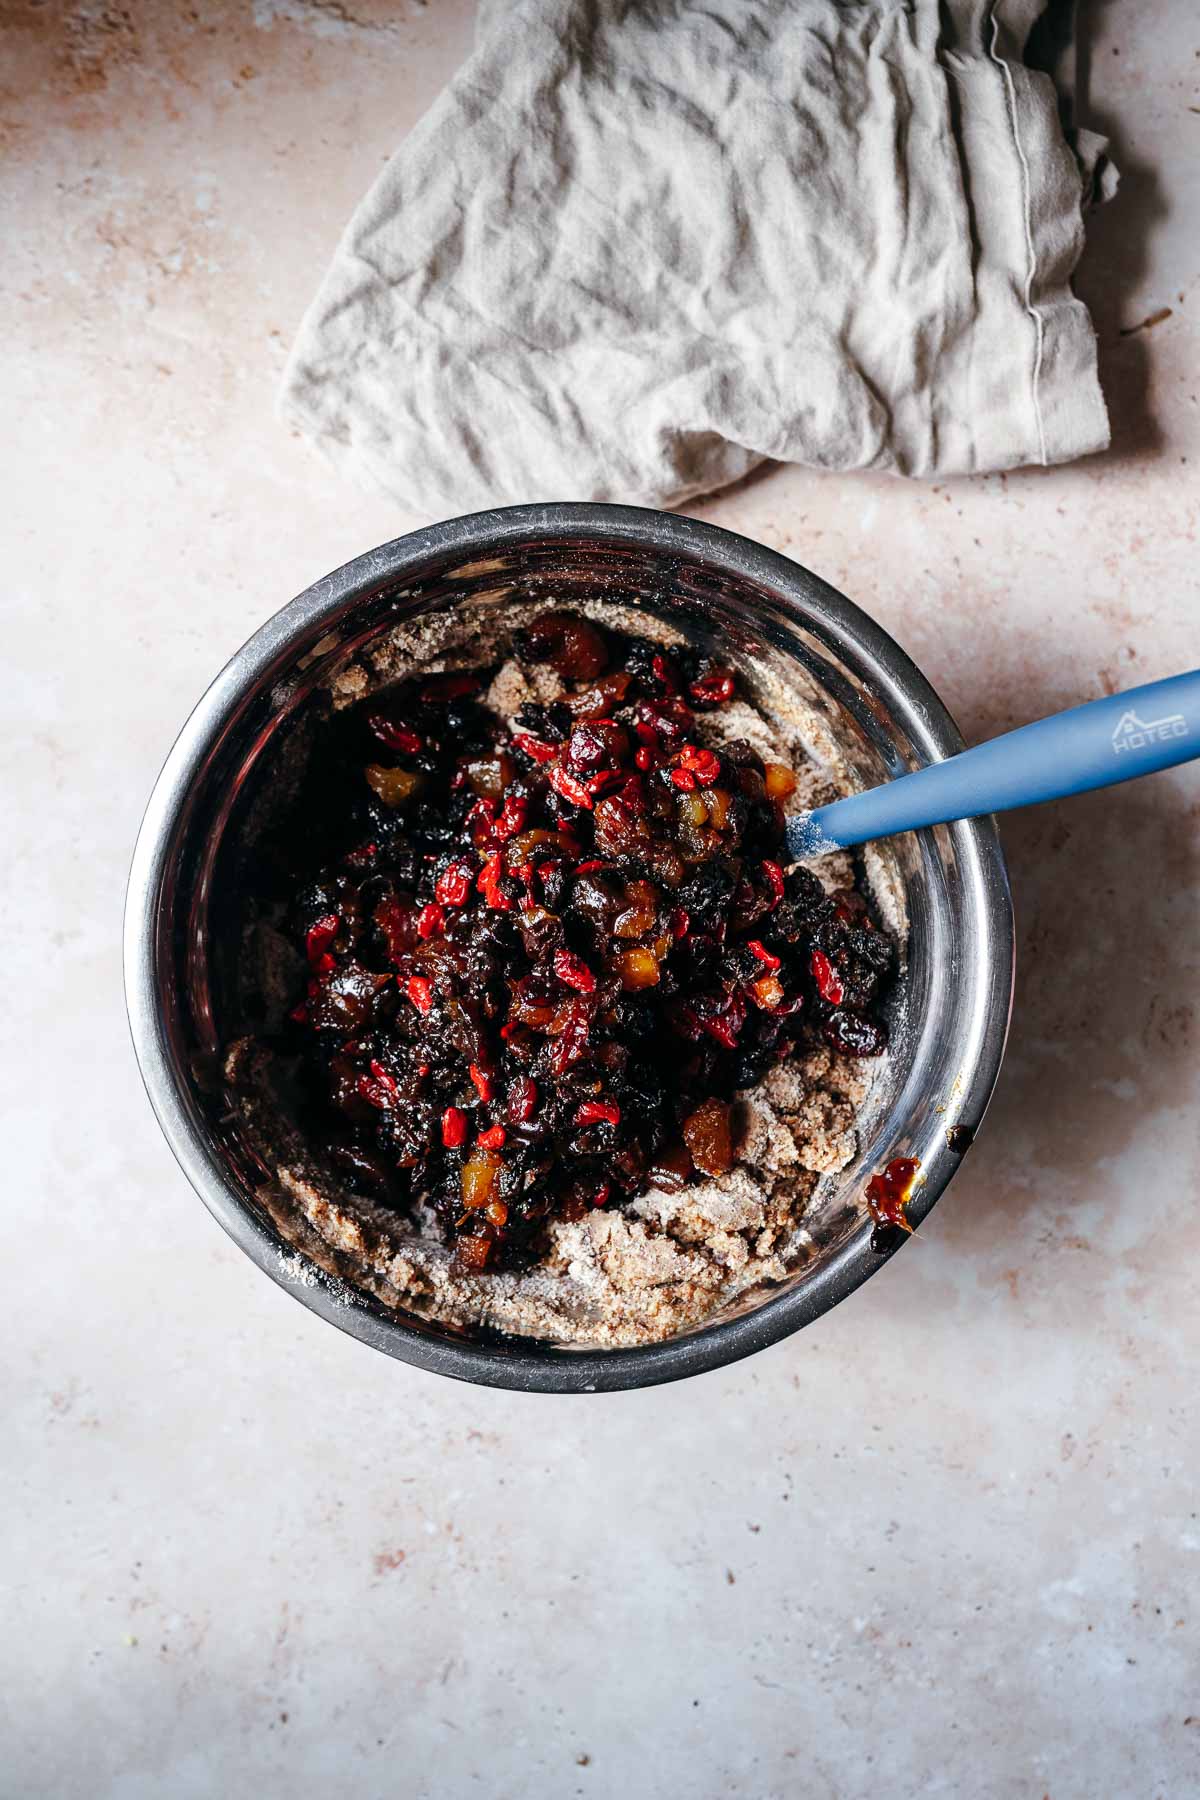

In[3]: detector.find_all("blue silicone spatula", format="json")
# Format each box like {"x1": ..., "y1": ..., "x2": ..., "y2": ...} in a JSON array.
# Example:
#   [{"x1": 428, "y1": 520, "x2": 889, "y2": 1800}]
[{"x1": 785, "y1": 669, "x2": 1200, "y2": 860}]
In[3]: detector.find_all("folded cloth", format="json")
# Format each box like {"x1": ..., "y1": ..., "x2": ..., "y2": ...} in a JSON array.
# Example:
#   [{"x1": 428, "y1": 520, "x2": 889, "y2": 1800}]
[{"x1": 280, "y1": 0, "x2": 1111, "y2": 512}]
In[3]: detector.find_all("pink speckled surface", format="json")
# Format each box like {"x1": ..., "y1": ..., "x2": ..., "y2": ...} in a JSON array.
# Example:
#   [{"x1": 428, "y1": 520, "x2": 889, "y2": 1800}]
[{"x1": 4, "y1": 5, "x2": 1198, "y2": 1796}]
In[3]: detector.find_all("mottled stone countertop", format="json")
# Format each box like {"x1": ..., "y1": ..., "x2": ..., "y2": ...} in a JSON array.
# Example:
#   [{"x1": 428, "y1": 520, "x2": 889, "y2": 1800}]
[{"x1": 5, "y1": 4, "x2": 1198, "y2": 1796}]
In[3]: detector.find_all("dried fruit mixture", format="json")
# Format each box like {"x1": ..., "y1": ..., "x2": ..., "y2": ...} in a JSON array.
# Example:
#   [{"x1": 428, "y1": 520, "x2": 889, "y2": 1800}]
[{"x1": 281, "y1": 611, "x2": 894, "y2": 1275}]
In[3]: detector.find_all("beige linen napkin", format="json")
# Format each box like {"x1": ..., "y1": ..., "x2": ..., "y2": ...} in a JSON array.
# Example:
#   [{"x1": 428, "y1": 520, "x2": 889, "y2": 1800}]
[{"x1": 281, "y1": 0, "x2": 1111, "y2": 512}]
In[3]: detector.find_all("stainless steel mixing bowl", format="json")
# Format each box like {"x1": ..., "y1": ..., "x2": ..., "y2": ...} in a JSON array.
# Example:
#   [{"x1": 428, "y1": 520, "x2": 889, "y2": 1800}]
[{"x1": 124, "y1": 504, "x2": 1013, "y2": 1391}]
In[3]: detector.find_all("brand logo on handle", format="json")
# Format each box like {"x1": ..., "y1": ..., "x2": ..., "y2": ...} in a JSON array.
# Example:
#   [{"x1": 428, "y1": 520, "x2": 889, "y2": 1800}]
[{"x1": 1111, "y1": 709, "x2": 1187, "y2": 754}]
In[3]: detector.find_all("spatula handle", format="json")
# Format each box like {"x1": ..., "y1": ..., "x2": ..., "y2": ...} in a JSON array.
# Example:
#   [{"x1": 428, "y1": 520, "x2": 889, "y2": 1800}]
[{"x1": 795, "y1": 668, "x2": 1200, "y2": 854}]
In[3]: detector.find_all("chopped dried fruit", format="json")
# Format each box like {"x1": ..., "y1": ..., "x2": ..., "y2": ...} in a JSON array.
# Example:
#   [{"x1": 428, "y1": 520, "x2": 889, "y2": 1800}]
[
  {"x1": 675, "y1": 744, "x2": 721, "y2": 786},
  {"x1": 507, "y1": 1076, "x2": 538, "y2": 1122},
  {"x1": 369, "y1": 716, "x2": 423, "y2": 754},
  {"x1": 810, "y1": 948, "x2": 845, "y2": 1006},
  {"x1": 517, "y1": 611, "x2": 609, "y2": 681},
  {"x1": 747, "y1": 939, "x2": 781, "y2": 972},
  {"x1": 469, "y1": 1063, "x2": 495, "y2": 1103},
  {"x1": 436, "y1": 859, "x2": 475, "y2": 907},
  {"x1": 365, "y1": 764, "x2": 423, "y2": 807},
  {"x1": 617, "y1": 947, "x2": 661, "y2": 990},
  {"x1": 306, "y1": 913, "x2": 340, "y2": 973},
  {"x1": 865, "y1": 1157, "x2": 920, "y2": 1230},
  {"x1": 554, "y1": 950, "x2": 597, "y2": 994},
  {"x1": 574, "y1": 1099, "x2": 621, "y2": 1127},
  {"x1": 416, "y1": 903, "x2": 446, "y2": 940},
  {"x1": 282, "y1": 611, "x2": 893, "y2": 1274},
  {"x1": 442, "y1": 1106, "x2": 468, "y2": 1148},
  {"x1": 760, "y1": 860, "x2": 785, "y2": 909},
  {"x1": 548, "y1": 764, "x2": 595, "y2": 810},
  {"x1": 682, "y1": 1097, "x2": 734, "y2": 1178},
  {"x1": 688, "y1": 669, "x2": 736, "y2": 707},
  {"x1": 512, "y1": 732, "x2": 560, "y2": 764}
]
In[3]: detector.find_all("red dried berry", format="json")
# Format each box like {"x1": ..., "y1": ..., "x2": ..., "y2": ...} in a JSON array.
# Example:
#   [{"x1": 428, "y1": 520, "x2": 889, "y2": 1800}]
[
  {"x1": 356, "y1": 1066, "x2": 398, "y2": 1108},
  {"x1": 552, "y1": 1002, "x2": 591, "y2": 1073},
  {"x1": 676, "y1": 745, "x2": 721, "y2": 786},
  {"x1": 554, "y1": 950, "x2": 597, "y2": 994},
  {"x1": 416, "y1": 903, "x2": 446, "y2": 940},
  {"x1": 548, "y1": 764, "x2": 594, "y2": 810},
  {"x1": 466, "y1": 796, "x2": 497, "y2": 843},
  {"x1": 651, "y1": 652, "x2": 678, "y2": 695},
  {"x1": 511, "y1": 732, "x2": 560, "y2": 764},
  {"x1": 435, "y1": 859, "x2": 474, "y2": 907},
  {"x1": 494, "y1": 794, "x2": 528, "y2": 840},
  {"x1": 584, "y1": 769, "x2": 624, "y2": 797},
  {"x1": 634, "y1": 745, "x2": 655, "y2": 771},
  {"x1": 441, "y1": 1106, "x2": 468, "y2": 1148},
  {"x1": 508, "y1": 1076, "x2": 538, "y2": 1123},
  {"x1": 669, "y1": 907, "x2": 690, "y2": 939},
  {"x1": 406, "y1": 975, "x2": 434, "y2": 1014},
  {"x1": 573, "y1": 859, "x2": 610, "y2": 875},
  {"x1": 760, "y1": 860, "x2": 785, "y2": 909},
  {"x1": 306, "y1": 913, "x2": 339, "y2": 972},
  {"x1": 574, "y1": 1099, "x2": 621, "y2": 1127},
  {"x1": 477, "y1": 851, "x2": 513, "y2": 911},
  {"x1": 698, "y1": 992, "x2": 747, "y2": 1049},
  {"x1": 369, "y1": 716, "x2": 423, "y2": 754},
  {"x1": 469, "y1": 1063, "x2": 495, "y2": 1103},
  {"x1": 591, "y1": 1182, "x2": 611, "y2": 1208},
  {"x1": 688, "y1": 669, "x2": 736, "y2": 707},
  {"x1": 671, "y1": 767, "x2": 698, "y2": 791},
  {"x1": 747, "y1": 939, "x2": 781, "y2": 973},
  {"x1": 477, "y1": 1125, "x2": 507, "y2": 1150},
  {"x1": 810, "y1": 948, "x2": 845, "y2": 1006}
]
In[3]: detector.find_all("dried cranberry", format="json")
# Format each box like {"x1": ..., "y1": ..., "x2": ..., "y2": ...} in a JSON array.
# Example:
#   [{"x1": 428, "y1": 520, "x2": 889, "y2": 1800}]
[
  {"x1": 306, "y1": 913, "x2": 340, "y2": 972},
  {"x1": 416, "y1": 903, "x2": 445, "y2": 940},
  {"x1": 746, "y1": 939, "x2": 781, "y2": 972},
  {"x1": 759, "y1": 860, "x2": 785, "y2": 909},
  {"x1": 477, "y1": 852, "x2": 513, "y2": 911},
  {"x1": 548, "y1": 765, "x2": 594, "y2": 810},
  {"x1": 512, "y1": 733, "x2": 560, "y2": 764},
  {"x1": 369, "y1": 716, "x2": 423, "y2": 754},
  {"x1": 688, "y1": 669, "x2": 736, "y2": 707},
  {"x1": 477, "y1": 1125, "x2": 507, "y2": 1150},
  {"x1": 810, "y1": 948, "x2": 845, "y2": 1006},
  {"x1": 406, "y1": 976, "x2": 434, "y2": 1014},
  {"x1": 551, "y1": 1001, "x2": 591, "y2": 1073},
  {"x1": 494, "y1": 794, "x2": 528, "y2": 840},
  {"x1": 574, "y1": 1099, "x2": 621, "y2": 1127},
  {"x1": 553, "y1": 950, "x2": 597, "y2": 994},
  {"x1": 442, "y1": 1106, "x2": 468, "y2": 1147},
  {"x1": 435, "y1": 858, "x2": 475, "y2": 907},
  {"x1": 469, "y1": 1063, "x2": 495, "y2": 1103},
  {"x1": 675, "y1": 745, "x2": 721, "y2": 787}
]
